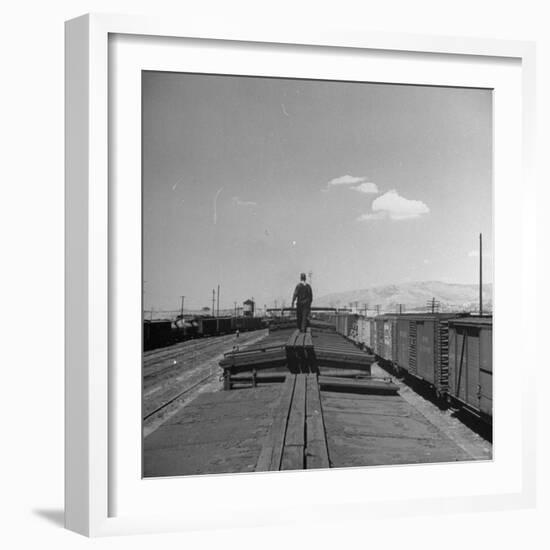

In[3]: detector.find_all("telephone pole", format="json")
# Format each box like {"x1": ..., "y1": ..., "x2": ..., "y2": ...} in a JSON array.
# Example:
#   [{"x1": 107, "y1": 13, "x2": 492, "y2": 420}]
[
  {"x1": 426, "y1": 297, "x2": 440, "y2": 313},
  {"x1": 180, "y1": 295, "x2": 185, "y2": 317},
  {"x1": 212, "y1": 289, "x2": 215, "y2": 316},
  {"x1": 217, "y1": 284, "x2": 220, "y2": 317}
]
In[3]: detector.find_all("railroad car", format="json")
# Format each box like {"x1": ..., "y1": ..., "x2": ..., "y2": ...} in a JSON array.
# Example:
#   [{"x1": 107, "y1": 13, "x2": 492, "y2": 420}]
[
  {"x1": 334, "y1": 313, "x2": 358, "y2": 338},
  {"x1": 447, "y1": 316, "x2": 492, "y2": 424},
  {"x1": 216, "y1": 316, "x2": 233, "y2": 334},
  {"x1": 373, "y1": 315, "x2": 399, "y2": 363},
  {"x1": 355, "y1": 316, "x2": 372, "y2": 349},
  {"x1": 197, "y1": 316, "x2": 234, "y2": 336},
  {"x1": 143, "y1": 319, "x2": 172, "y2": 351},
  {"x1": 196, "y1": 317, "x2": 217, "y2": 337},
  {"x1": 368, "y1": 317, "x2": 377, "y2": 353},
  {"x1": 393, "y1": 313, "x2": 465, "y2": 397},
  {"x1": 236, "y1": 316, "x2": 263, "y2": 331}
]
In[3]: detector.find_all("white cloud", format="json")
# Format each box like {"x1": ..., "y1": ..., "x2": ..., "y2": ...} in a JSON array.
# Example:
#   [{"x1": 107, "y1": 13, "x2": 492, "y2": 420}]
[
  {"x1": 232, "y1": 196, "x2": 257, "y2": 207},
  {"x1": 356, "y1": 211, "x2": 386, "y2": 222},
  {"x1": 327, "y1": 174, "x2": 366, "y2": 186},
  {"x1": 368, "y1": 189, "x2": 430, "y2": 221},
  {"x1": 351, "y1": 182, "x2": 379, "y2": 194}
]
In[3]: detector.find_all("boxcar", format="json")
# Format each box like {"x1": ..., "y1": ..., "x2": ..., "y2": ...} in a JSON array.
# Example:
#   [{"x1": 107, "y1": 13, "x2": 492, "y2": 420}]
[
  {"x1": 394, "y1": 313, "x2": 462, "y2": 395},
  {"x1": 143, "y1": 319, "x2": 172, "y2": 350},
  {"x1": 197, "y1": 317, "x2": 217, "y2": 337},
  {"x1": 448, "y1": 316, "x2": 493, "y2": 423},
  {"x1": 216, "y1": 316, "x2": 233, "y2": 334},
  {"x1": 244, "y1": 317, "x2": 264, "y2": 331},
  {"x1": 335, "y1": 313, "x2": 358, "y2": 338},
  {"x1": 371, "y1": 315, "x2": 399, "y2": 363},
  {"x1": 355, "y1": 316, "x2": 371, "y2": 349},
  {"x1": 369, "y1": 318, "x2": 377, "y2": 353},
  {"x1": 396, "y1": 317, "x2": 411, "y2": 373}
]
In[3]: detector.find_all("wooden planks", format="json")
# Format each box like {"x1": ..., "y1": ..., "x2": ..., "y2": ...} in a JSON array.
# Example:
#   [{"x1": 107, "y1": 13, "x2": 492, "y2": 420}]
[
  {"x1": 256, "y1": 374, "x2": 330, "y2": 472},
  {"x1": 256, "y1": 375, "x2": 296, "y2": 471},
  {"x1": 222, "y1": 327, "x2": 375, "y2": 385},
  {"x1": 318, "y1": 375, "x2": 399, "y2": 394},
  {"x1": 281, "y1": 374, "x2": 306, "y2": 470},
  {"x1": 285, "y1": 330, "x2": 317, "y2": 373},
  {"x1": 305, "y1": 374, "x2": 330, "y2": 469},
  {"x1": 286, "y1": 330, "x2": 301, "y2": 348}
]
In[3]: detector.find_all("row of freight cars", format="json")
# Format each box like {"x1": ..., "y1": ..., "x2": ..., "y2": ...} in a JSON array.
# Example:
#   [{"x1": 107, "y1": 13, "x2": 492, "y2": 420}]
[
  {"x1": 325, "y1": 312, "x2": 493, "y2": 425},
  {"x1": 143, "y1": 316, "x2": 265, "y2": 351}
]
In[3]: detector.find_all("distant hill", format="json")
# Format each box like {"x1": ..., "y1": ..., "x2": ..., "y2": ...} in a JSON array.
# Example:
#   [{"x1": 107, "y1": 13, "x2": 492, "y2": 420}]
[{"x1": 315, "y1": 281, "x2": 492, "y2": 314}]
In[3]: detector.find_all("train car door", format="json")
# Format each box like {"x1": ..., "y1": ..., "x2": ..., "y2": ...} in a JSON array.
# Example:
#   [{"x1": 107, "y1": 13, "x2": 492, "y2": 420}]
[{"x1": 416, "y1": 319, "x2": 436, "y2": 384}]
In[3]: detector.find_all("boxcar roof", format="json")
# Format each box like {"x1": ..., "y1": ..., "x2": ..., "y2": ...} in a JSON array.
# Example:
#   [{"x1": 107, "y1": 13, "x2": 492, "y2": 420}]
[{"x1": 448, "y1": 316, "x2": 493, "y2": 327}]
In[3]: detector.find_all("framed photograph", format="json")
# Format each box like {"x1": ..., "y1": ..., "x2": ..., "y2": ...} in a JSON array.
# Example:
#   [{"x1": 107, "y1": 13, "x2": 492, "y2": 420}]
[{"x1": 65, "y1": 13, "x2": 536, "y2": 536}]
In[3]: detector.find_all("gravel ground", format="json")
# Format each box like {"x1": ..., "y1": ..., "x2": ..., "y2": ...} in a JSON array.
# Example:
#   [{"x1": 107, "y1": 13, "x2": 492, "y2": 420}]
[{"x1": 371, "y1": 362, "x2": 492, "y2": 460}]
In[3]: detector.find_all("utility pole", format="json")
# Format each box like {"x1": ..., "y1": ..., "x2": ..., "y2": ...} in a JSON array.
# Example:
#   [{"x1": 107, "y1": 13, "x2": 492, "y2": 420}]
[
  {"x1": 376, "y1": 305, "x2": 380, "y2": 316},
  {"x1": 212, "y1": 289, "x2": 215, "y2": 316},
  {"x1": 426, "y1": 297, "x2": 440, "y2": 313},
  {"x1": 180, "y1": 295, "x2": 185, "y2": 317},
  {"x1": 217, "y1": 284, "x2": 220, "y2": 317},
  {"x1": 479, "y1": 233, "x2": 483, "y2": 316},
  {"x1": 234, "y1": 301, "x2": 237, "y2": 317}
]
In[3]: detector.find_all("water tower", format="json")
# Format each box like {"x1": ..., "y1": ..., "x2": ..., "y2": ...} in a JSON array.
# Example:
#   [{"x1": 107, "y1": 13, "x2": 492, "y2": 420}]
[{"x1": 243, "y1": 298, "x2": 255, "y2": 317}]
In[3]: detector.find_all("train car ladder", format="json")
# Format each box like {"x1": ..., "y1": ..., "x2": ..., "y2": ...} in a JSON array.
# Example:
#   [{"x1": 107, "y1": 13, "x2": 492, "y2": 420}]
[
  {"x1": 409, "y1": 321, "x2": 417, "y2": 375},
  {"x1": 437, "y1": 320, "x2": 450, "y2": 392}
]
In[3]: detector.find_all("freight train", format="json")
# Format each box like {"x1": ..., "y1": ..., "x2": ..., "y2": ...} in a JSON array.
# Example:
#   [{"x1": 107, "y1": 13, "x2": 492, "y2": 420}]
[
  {"x1": 324, "y1": 311, "x2": 493, "y2": 425},
  {"x1": 143, "y1": 315, "x2": 266, "y2": 351}
]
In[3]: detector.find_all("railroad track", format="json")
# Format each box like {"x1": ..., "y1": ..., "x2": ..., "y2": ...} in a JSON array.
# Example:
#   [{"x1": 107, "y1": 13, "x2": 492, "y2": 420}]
[
  {"x1": 144, "y1": 344, "x2": 225, "y2": 384},
  {"x1": 144, "y1": 334, "x2": 236, "y2": 367},
  {"x1": 144, "y1": 371, "x2": 218, "y2": 421},
  {"x1": 144, "y1": 331, "x2": 265, "y2": 381},
  {"x1": 143, "y1": 330, "x2": 269, "y2": 435}
]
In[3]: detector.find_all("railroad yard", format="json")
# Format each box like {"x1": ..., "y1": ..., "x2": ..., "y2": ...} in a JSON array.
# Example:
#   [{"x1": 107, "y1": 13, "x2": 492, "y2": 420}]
[
  {"x1": 143, "y1": 330, "x2": 268, "y2": 437},
  {"x1": 143, "y1": 315, "x2": 492, "y2": 477}
]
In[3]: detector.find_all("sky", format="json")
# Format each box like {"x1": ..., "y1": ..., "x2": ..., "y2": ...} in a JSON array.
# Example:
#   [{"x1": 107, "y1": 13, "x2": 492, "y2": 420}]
[{"x1": 142, "y1": 72, "x2": 493, "y2": 312}]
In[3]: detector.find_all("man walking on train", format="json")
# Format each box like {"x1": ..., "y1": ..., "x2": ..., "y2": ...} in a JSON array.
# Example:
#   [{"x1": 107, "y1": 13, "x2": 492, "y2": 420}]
[{"x1": 291, "y1": 272, "x2": 313, "y2": 332}]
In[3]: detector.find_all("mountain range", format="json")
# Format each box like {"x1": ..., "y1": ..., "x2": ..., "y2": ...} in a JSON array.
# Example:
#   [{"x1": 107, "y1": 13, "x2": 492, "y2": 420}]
[{"x1": 315, "y1": 281, "x2": 492, "y2": 314}]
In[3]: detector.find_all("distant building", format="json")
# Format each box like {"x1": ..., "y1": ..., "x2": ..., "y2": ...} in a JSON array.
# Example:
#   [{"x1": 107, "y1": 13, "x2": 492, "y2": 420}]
[{"x1": 243, "y1": 299, "x2": 255, "y2": 317}]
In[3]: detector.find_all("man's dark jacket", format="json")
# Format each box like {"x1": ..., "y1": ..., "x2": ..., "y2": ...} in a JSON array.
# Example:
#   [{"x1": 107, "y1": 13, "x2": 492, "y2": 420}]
[{"x1": 293, "y1": 282, "x2": 313, "y2": 307}]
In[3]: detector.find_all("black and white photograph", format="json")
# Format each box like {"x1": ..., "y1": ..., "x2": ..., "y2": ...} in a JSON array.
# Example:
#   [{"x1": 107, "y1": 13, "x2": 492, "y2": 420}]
[{"x1": 141, "y1": 71, "x2": 493, "y2": 478}]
